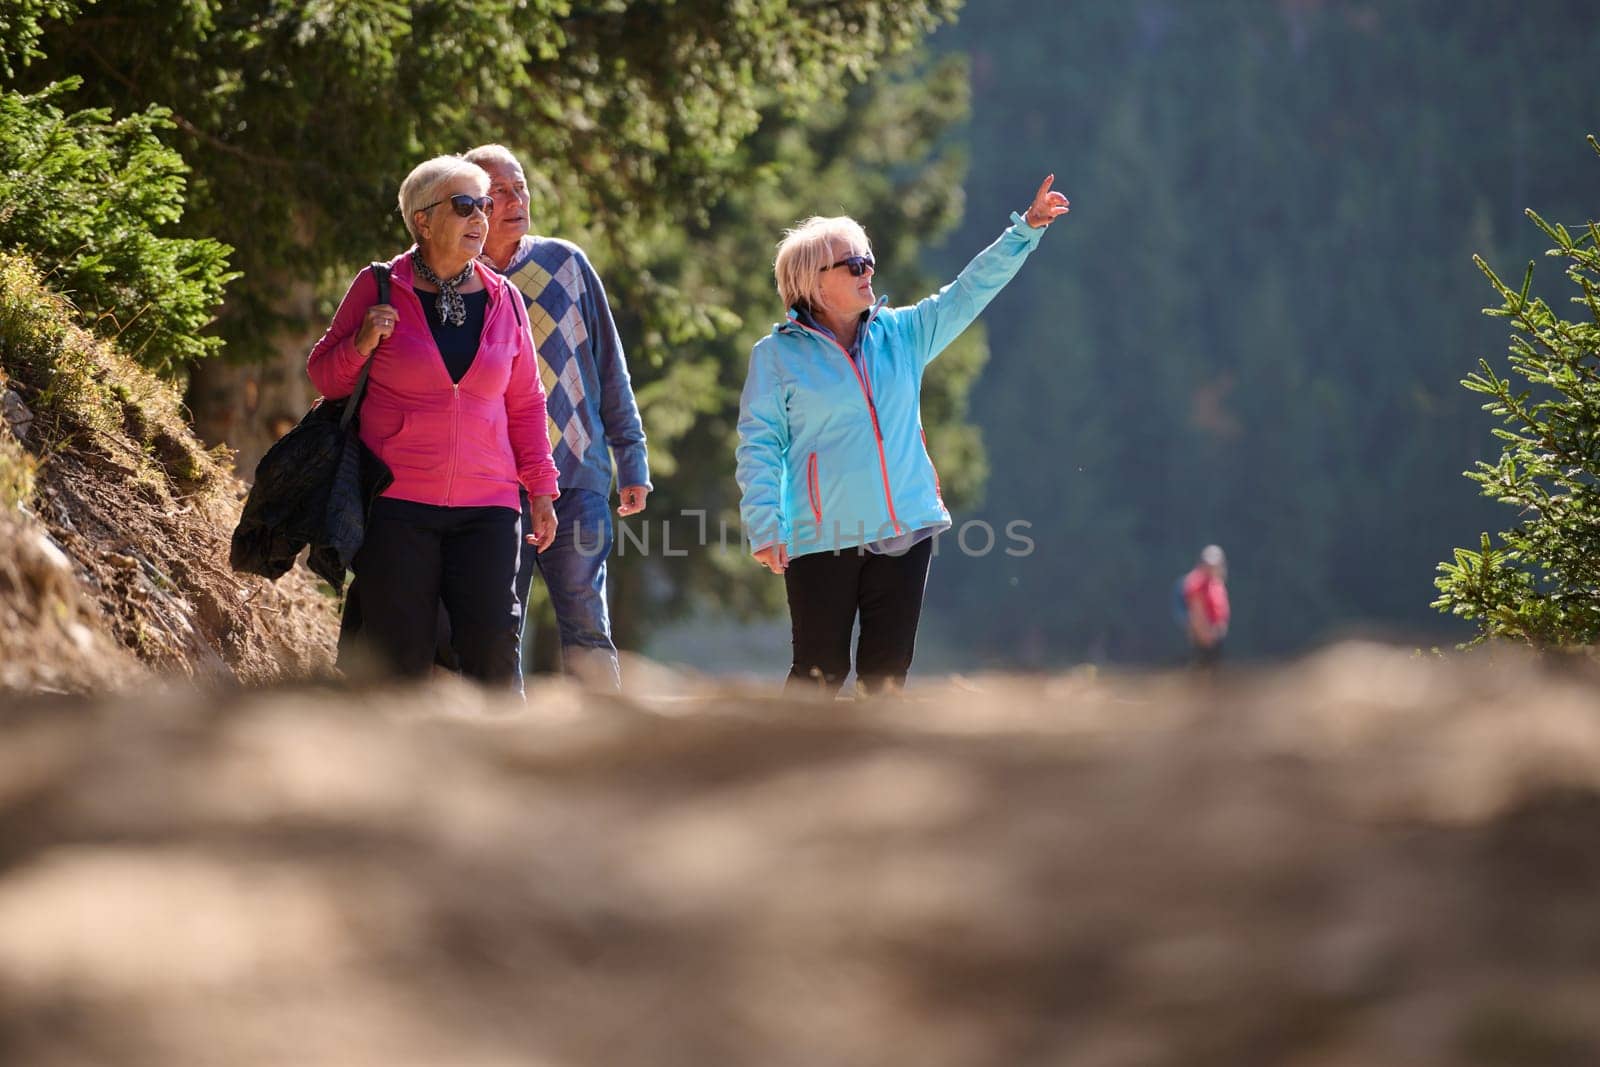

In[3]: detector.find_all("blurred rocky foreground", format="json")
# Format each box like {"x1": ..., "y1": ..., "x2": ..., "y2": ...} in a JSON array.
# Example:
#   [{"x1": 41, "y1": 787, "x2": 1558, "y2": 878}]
[{"x1": 3, "y1": 645, "x2": 1600, "y2": 1067}]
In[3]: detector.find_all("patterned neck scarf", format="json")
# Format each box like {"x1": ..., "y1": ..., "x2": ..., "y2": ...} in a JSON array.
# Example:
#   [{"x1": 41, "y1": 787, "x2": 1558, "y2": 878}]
[{"x1": 410, "y1": 250, "x2": 476, "y2": 327}]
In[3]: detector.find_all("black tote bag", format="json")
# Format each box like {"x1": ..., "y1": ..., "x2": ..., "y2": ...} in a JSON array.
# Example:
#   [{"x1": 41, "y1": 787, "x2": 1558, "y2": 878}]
[{"x1": 230, "y1": 263, "x2": 394, "y2": 594}]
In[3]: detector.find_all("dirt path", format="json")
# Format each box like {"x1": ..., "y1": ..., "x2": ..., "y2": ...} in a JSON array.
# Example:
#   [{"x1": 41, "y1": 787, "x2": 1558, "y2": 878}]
[{"x1": 0, "y1": 644, "x2": 1596, "y2": 1066}]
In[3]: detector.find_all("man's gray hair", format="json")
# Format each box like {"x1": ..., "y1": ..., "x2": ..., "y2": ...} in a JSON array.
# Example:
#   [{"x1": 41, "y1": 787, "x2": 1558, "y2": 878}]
[
  {"x1": 397, "y1": 155, "x2": 489, "y2": 243},
  {"x1": 462, "y1": 143, "x2": 524, "y2": 174},
  {"x1": 773, "y1": 215, "x2": 872, "y2": 313}
]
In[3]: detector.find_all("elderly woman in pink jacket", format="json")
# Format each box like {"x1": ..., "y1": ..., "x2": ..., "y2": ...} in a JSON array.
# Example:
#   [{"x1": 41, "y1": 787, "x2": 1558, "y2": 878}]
[{"x1": 308, "y1": 155, "x2": 558, "y2": 685}]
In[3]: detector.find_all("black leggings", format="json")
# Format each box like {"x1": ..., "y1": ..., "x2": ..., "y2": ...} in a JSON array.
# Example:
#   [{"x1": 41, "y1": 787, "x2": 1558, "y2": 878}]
[
  {"x1": 782, "y1": 537, "x2": 933, "y2": 696},
  {"x1": 349, "y1": 498, "x2": 522, "y2": 684}
]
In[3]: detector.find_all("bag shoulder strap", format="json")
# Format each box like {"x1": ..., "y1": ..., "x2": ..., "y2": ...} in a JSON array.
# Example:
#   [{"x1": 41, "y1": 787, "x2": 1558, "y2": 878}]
[{"x1": 339, "y1": 262, "x2": 390, "y2": 432}]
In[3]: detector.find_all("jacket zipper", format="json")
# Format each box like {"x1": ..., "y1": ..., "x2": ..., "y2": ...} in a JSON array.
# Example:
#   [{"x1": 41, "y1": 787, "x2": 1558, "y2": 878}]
[
  {"x1": 445, "y1": 383, "x2": 460, "y2": 505},
  {"x1": 399, "y1": 271, "x2": 471, "y2": 508},
  {"x1": 794, "y1": 320, "x2": 902, "y2": 536},
  {"x1": 807, "y1": 452, "x2": 822, "y2": 524}
]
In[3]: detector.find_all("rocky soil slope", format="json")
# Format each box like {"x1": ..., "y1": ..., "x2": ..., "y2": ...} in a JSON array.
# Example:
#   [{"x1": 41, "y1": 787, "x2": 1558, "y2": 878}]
[{"x1": 0, "y1": 253, "x2": 336, "y2": 693}]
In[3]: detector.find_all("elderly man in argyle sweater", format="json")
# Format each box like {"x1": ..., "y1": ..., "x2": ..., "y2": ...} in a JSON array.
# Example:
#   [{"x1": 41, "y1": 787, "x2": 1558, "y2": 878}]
[{"x1": 465, "y1": 144, "x2": 650, "y2": 690}]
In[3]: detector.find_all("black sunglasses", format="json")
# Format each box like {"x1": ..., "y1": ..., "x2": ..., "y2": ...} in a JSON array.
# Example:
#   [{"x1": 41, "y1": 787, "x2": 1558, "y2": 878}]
[
  {"x1": 821, "y1": 254, "x2": 875, "y2": 277},
  {"x1": 420, "y1": 194, "x2": 495, "y2": 218}
]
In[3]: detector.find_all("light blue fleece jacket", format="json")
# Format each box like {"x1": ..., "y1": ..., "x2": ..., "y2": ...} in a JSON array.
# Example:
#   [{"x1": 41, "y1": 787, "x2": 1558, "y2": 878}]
[{"x1": 736, "y1": 213, "x2": 1046, "y2": 558}]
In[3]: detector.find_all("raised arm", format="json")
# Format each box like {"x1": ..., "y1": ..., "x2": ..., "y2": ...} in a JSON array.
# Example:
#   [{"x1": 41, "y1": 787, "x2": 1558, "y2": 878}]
[{"x1": 896, "y1": 174, "x2": 1070, "y2": 368}]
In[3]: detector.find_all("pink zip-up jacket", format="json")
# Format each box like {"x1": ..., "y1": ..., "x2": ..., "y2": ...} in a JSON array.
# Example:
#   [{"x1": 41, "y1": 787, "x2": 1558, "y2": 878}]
[{"x1": 307, "y1": 250, "x2": 560, "y2": 510}]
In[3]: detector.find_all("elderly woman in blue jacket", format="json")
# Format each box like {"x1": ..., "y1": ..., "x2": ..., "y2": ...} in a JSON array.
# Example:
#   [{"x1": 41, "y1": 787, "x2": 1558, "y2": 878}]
[{"x1": 737, "y1": 176, "x2": 1071, "y2": 695}]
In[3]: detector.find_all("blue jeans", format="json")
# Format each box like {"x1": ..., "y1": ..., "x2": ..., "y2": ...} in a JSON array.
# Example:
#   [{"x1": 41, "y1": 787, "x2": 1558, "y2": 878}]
[{"x1": 516, "y1": 488, "x2": 621, "y2": 689}]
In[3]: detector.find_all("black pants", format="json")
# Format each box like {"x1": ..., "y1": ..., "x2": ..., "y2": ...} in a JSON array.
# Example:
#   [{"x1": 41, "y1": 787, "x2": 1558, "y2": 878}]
[
  {"x1": 349, "y1": 498, "x2": 522, "y2": 685},
  {"x1": 783, "y1": 537, "x2": 933, "y2": 697}
]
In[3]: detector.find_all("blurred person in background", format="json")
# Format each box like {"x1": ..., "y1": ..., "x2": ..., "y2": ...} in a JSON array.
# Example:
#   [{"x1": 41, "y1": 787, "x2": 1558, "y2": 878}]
[
  {"x1": 737, "y1": 175, "x2": 1070, "y2": 697},
  {"x1": 1183, "y1": 544, "x2": 1230, "y2": 670}
]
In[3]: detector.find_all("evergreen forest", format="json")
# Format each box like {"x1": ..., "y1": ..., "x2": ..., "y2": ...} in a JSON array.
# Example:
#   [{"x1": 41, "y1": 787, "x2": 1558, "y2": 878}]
[{"x1": 918, "y1": 0, "x2": 1600, "y2": 666}]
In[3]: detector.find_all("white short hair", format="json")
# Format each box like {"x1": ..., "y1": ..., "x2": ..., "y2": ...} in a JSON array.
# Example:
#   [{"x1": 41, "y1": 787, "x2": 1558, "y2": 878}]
[
  {"x1": 774, "y1": 215, "x2": 871, "y2": 312},
  {"x1": 397, "y1": 155, "x2": 489, "y2": 242}
]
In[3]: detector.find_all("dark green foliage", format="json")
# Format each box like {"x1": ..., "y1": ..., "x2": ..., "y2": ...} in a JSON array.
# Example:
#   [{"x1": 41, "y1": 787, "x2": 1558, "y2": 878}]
[
  {"x1": 22, "y1": 0, "x2": 568, "y2": 347},
  {"x1": 0, "y1": 0, "x2": 76, "y2": 78},
  {"x1": 21, "y1": 0, "x2": 960, "y2": 362},
  {"x1": 1434, "y1": 138, "x2": 1600, "y2": 645},
  {"x1": 0, "y1": 79, "x2": 235, "y2": 375}
]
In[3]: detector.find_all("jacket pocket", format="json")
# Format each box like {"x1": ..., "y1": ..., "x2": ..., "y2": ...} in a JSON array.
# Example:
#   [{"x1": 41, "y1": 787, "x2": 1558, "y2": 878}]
[
  {"x1": 458, "y1": 411, "x2": 513, "y2": 480},
  {"x1": 381, "y1": 411, "x2": 452, "y2": 471},
  {"x1": 806, "y1": 452, "x2": 823, "y2": 524},
  {"x1": 921, "y1": 429, "x2": 943, "y2": 503}
]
